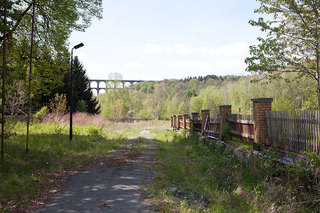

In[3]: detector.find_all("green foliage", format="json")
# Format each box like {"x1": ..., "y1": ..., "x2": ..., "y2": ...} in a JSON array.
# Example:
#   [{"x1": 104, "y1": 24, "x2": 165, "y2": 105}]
[
  {"x1": 33, "y1": 106, "x2": 49, "y2": 123},
  {"x1": 221, "y1": 123, "x2": 231, "y2": 140},
  {"x1": 61, "y1": 57, "x2": 100, "y2": 114},
  {"x1": 186, "y1": 88, "x2": 197, "y2": 98},
  {"x1": 150, "y1": 133, "x2": 320, "y2": 212},
  {"x1": 189, "y1": 96, "x2": 203, "y2": 113},
  {"x1": 139, "y1": 109, "x2": 152, "y2": 119},
  {"x1": 1, "y1": 0, "x2": 103, "y2": 113},
  {"x1": 200, "y1": 86, "x2": 225, "y2": 116},
  {"x1": 99, "y1": 89, "x2": 129, "y2": 120},
  {"x1": 178, "y1": 102, "x2": 187, "y2": 114},
  {"x1": 48, "y1": 93, "x2": 68, "y2": 113},
  {"x1": 272, "y1": 96, "x2": 294, "y2": 111},
  {"x1": 98, "y1": 73, "x2": 318, "y2": 120},
  {"x1": 134, "y1": 82, "x2": 155, "y2": 94},
  {"x1": 246, "y1": 0, "x2": 320, "y2": 108},
  {"x1": 0, "y1": 122, "x2": 125, "y2": 210},
  {"x1": 76, "y1": 100, "x2": 87, "y2": 112}
]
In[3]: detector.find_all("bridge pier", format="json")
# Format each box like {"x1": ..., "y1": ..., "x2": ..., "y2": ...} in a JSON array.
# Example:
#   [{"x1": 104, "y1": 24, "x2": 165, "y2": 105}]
[{"x1": 89, "y1": 79, "x2": 155, "y2": 95}]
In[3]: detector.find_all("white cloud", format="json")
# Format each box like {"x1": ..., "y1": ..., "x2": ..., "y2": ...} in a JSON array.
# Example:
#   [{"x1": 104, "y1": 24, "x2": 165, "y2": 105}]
[
  {"x1": 173, "y1": 61, "x2": 212, "y2": 69},
  {"x1": 124, "y1": 61, "x2": 144, "y2": 69},
  {"x1": 143, "y1": 43, "x2": 192, "y2": 55},
  {"x1": 213, "y1": 60, "x2": 245, "y2": 69},
  {"x1": 85, "y1": 62, "x2": 108, "y2": 72},
  {"x1": 143, "y1": 44, "x2": 164, "y2": 54},
  {"x1": 166, "y1": 44, "x2": 193, "y2": 55},
  {"x1": 143, "y1": 42, "x2": 249, "y2": 57},
  {"x1": 198, "y1": 42, "x2": 249, "y2": 56}
]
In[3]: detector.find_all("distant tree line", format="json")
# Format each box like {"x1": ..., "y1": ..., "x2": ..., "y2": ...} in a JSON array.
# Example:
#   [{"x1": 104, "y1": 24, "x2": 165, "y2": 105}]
[
  {"x1": 180, "y1": 75, "x2": 241, "y2": 83},
  {"x1": 98, "y1": 72, "x2": 318, "y2": 120}
]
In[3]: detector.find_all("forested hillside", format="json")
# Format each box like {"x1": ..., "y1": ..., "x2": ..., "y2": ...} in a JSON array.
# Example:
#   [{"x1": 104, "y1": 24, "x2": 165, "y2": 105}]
[{"x1": 98, "y1": 73, "x2": 318, "y2": 120}]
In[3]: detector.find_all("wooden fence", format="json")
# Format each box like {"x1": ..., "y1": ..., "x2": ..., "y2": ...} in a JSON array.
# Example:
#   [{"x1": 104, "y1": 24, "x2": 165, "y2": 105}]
[
  {"x1": 172, "y1": 112, "x2": 254, "y2": 142},
  {"x1": 203, "y1": 117, "x2": 220, "y2": 138},
  {"x1": 227, "y1": 114, "x2": 254, "y2": 142},
  {"x1": 266, "y1": 111, "x2": 320, "y2": 153},
  {"x1": 171, "y1": 98, "x2": 320, "y2": 155}
]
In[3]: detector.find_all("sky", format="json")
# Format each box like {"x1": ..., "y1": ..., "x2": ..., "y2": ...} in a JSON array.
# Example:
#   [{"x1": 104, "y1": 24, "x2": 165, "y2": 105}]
[{"x1": 69, "y1": 0, "x2": 262, "y2": 81}]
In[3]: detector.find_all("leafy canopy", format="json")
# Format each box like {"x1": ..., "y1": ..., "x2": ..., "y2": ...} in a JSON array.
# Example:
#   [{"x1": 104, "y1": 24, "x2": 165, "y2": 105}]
[{"x1": 245, "y1": 0, "x2": 320, "y2": 108}]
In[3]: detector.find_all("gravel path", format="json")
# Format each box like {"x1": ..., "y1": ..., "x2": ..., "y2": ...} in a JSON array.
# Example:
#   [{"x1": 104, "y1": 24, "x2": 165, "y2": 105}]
[{"x1": 36, "y1": 135, "x2": 157, "y2": 213}]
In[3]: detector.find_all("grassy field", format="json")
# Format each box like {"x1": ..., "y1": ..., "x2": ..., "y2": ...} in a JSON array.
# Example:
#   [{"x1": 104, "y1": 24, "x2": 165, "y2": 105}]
[
  {"x1": 0, "y1": 119, "x2": 168, "y2": 212},
  {"x1": 147, "y1": 131, "x2": 320, "y2": 213},
  {"x1": 1, "y1": 118, "x2": 319, "y2": 212}
]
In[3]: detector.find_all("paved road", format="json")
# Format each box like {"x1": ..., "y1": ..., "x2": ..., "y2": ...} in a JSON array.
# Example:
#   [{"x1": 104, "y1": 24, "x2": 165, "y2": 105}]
[{"x1": 37, "y1": 137, "x2": 156, "y2": 213}]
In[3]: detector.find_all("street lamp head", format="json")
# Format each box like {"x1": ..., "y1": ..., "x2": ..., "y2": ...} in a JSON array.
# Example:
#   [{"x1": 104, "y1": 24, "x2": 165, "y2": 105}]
[{"x1": 73, "y1": 43, "x2": 84, "y2": 49}]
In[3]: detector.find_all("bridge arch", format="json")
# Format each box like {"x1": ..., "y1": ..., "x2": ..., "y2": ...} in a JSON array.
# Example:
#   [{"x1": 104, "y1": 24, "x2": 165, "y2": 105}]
[{"x1": 89, "y1": 79, "x2": 156, "y2": 95}]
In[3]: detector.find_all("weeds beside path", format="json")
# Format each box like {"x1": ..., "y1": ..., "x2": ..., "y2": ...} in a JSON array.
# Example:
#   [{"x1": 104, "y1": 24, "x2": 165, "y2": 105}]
[
  {"x1": 146, "y1": 130, "x2": 320, "y2": 213},
  {"x1": 0, "y1": 120, "x2": 167, "y2": 212},
  {"x1": 36, "y1": 135, "x2": 157, "y2": 213}
]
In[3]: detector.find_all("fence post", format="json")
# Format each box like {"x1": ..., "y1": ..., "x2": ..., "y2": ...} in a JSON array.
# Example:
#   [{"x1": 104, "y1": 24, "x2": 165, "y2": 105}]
[
  {"x1": 183, "y1": 114, "x2": 189, "y2": 130},
  {"x1": 191, "y1": 112, "x2": 199, "y2": 131},
  {"x1": 170, "y1": 116, "x2": 173, "y2": 129},
  {"x1": 251, "y1": 98, "x2": 273, "y2": 150},
  {"x1": 219, "y1": 105, "x2": 232, "y2": 140},
  {"x1": 175, "y1": 114, "x2": 179, "y2": 130},
  {"x1": 172, "y1": 114, "x2": 176, "y2": 130},
  {"x1": 178, "y1": 114, "x2": 183, "y2": 130},
  {"x1": 201, "y1": 109, "x2": 210, "y2": 136}
]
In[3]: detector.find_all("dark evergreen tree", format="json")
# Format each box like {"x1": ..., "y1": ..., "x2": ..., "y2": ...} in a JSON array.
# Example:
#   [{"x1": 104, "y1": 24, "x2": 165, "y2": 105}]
[{"x1": 62, "y1": 56, "x2": 100, "y2": 114}]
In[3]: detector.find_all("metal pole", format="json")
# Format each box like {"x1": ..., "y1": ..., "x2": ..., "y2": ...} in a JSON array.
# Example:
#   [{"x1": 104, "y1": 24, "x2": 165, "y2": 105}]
[
  {"x1": 26, "y1": 0, "x2": 36, "y2": 153},
  {"x1": 2, "y1": 0, "x2": 8, "y2": 158},
  {"x1": 69, "y1": 48, "x2": 74, "y2": 141}
]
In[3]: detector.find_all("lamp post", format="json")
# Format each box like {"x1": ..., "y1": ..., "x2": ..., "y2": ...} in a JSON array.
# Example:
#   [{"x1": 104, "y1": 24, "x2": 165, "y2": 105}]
[{"x1": 70, "y1": 43, "x2": 84, "y2": 141}]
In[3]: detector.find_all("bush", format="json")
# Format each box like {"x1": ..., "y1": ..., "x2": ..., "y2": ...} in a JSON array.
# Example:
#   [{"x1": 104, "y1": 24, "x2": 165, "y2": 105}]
[
  {"x1": 76, "y1": 100, "x2": 87, "y2": 112},
  {"x1": 139, "y1": 109, "x2": 152, "y2": 119},
  {"x1": 48, "y1": 93, "x2": 68, "y2": 113},
  {"x1": 33, "y1": 106, "x2": 49, "y2": 123},
  {"x1": 221, "y1": 123, "x2": 231, "y2": 140}
]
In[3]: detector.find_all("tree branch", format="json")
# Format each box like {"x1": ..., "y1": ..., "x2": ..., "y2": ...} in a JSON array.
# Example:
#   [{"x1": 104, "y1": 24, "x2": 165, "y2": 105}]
[{"x1": 0, "y1": 2, "x2": 33, "y2": 45}]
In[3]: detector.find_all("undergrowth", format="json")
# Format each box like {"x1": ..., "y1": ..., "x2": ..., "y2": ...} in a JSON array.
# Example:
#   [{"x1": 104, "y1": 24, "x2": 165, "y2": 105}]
[
  {"x1": 149, "y1": 131, "x2": 320, "y2": 213},
  {"x1": 0, "y1": 122, "x2": 126, "y2": 211}
]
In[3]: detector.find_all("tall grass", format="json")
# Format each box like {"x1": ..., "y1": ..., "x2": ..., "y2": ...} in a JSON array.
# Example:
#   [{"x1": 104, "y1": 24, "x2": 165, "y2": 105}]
[
  {"x1": 0, "y1": 117, "x2": 169, "y2": 211},
  {"x1": 149, "y1": 131, "x2": 320, "y2": 212},
  {"x1": 0, "y1": 121, "x2": 125, "y2": 211}
]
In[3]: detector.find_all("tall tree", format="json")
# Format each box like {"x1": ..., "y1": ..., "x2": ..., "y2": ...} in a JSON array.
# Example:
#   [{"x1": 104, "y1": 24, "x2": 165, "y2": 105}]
[
  {"x1": 0, "y1": 0, "x2": 103, "y2": 112},
  {"x1": 0, "y1": 0, "x2": 102, "y2": 48},
  {"x1": 62, "y1": 56, "x2": 100, "y2": 114},
  {"x1": 245, "y1": 0, "x2": 320, "y2": 109}
]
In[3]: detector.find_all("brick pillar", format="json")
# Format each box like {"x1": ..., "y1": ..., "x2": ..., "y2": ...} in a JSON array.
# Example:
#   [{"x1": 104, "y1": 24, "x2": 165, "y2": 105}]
[
  {"x1": 175, "y1": 114, "x2": 179, "y2": 130},
  {"x1": 183, "y1": 114, "x2": 189, "y2": 129},
  {"x1": 251, "y1": 98, "x2": 273, "y2": 149},
  {"x1": 178, "y1": 114, "x2": 183, "y2": 130},
  {"x1": 173, "y1": 115, "x2": 177, "y2": 130},
  {"x1": 219, "y1": 105, "x2": 232, "y2": 140},
  {"x1": 201, "y1": 109, "x2": 210, "y2": 136},
  {"x1": 170, "y1": 116, "x2": 173, "y2": 129},
  {"x1": 191, "y1": 112, "x2": 199, "y2": 120},
  {"x1": 190, "y1": 112, "x2": 199, "y2": 131}
]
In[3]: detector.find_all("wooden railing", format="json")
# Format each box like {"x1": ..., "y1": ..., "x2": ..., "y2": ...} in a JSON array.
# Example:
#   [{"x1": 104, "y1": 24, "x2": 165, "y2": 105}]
[
  {"x1": 266, "y1": 111, "x2": 320, "y2": 153},
  {"x1": 203, "y1": 118, "x2": 220, "y2": 138},
  {"x1": 227, "y1": 114, "x2": 254, "y2": 142},
  {"x1": 171, "y1": 112, "x2": 254, "y2": 142},
  {"x1": 170, "y1": 100, "x2": 320, "y2": 155}
]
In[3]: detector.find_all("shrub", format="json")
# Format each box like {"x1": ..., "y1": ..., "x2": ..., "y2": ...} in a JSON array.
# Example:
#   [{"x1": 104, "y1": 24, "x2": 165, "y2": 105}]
[
  {"x1": 221, "y1": 123, "x2": 231, "y2": 140},
  {"x1": 48, "y1": 93, "x2": 68, "y2": 113},
  {"x1": 33, "y1": 106, "x2": 49, "y2": 123},
  {"x1": 76, "y1": 100, "x2": 87, "y2": 112}
]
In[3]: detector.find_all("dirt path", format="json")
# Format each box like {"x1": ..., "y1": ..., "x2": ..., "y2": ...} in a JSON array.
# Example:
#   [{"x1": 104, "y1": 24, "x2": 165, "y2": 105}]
[{"x1": 36, "y1": 135, "x2": 157, "y2": 213}]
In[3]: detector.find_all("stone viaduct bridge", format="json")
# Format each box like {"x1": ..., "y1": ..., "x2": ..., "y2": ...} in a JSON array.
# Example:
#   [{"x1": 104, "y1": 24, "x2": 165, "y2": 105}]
[{"x1": 89, "y1": 79, "x2": 155, "y2": 95}]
